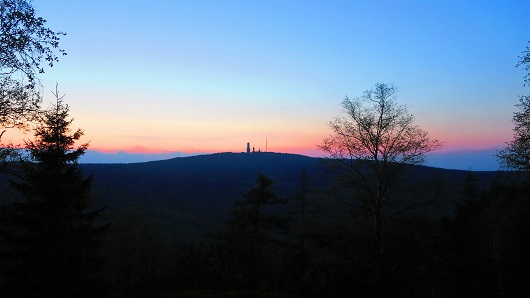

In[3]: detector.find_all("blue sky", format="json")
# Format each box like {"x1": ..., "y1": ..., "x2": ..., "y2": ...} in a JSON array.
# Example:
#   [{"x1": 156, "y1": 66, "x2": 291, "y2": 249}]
[{"x1": 6, "y1": 0, "x2": 528, "y2": 170}]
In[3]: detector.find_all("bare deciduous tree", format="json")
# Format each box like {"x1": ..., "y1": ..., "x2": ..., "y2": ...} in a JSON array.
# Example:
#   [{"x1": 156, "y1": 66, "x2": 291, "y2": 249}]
[{"x1": 318, "y1": 82, "x2": 442, "y2": 283}]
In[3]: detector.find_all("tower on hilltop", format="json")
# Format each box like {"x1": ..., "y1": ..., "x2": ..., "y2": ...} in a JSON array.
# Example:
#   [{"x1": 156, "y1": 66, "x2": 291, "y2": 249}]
[{"x1": 246, "y1": 142, "x2": 250, "y2": 153}]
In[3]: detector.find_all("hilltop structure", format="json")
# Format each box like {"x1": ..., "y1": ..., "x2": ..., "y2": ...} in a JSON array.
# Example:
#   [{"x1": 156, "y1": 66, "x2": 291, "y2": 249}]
[{"x1": 246, "y1": 142, "x2": 261, "y2": 153}]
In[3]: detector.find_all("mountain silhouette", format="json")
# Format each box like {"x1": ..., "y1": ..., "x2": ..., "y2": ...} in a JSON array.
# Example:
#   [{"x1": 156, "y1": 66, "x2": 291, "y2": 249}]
[{"x1": 2, "y1": 152, "x2": 499, "y2": 239}]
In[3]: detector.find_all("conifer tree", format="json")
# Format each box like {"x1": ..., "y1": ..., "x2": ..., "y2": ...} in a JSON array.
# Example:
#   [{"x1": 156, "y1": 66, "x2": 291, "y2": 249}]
[
  {"x1": 0, "y1": 87, "x2": 107, "y2": 297},
  {"x1": 223, "y1": 173, "x2": 289, "y2": 290},
  {"x1": 227, "y1": 173, "x2": 288, "y2": 252}
]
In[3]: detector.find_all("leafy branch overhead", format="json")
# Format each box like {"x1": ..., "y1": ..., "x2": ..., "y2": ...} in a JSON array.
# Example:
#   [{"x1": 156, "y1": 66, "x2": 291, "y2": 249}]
[
  {"x1": 497, "y1": 42, "x2": 530, "y2": 171},
  {"x1": 0, "y1": 0, "x2": 66, "y2": 85},
  {"x1": 0, "y1": 0, "x2": 66, "y2": 131},
  {"x1": 516, "y1": 41, "x2": 530, "y2": 86},
  {"x1": 0, "y1": 77, "x2": 40, "y2": 129}
]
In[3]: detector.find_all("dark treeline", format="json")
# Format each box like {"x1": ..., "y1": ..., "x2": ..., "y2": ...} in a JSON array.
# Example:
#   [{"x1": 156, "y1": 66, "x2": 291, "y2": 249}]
[
  {"x1": 88, "y1": 169, "x2": 529, "y2": 298},
  {"x1": 3, "y1": 141, "x2": 530, "y2": 297},
  {"x1": 1, "y1": 117, "x2": 529, "y2": 297}
]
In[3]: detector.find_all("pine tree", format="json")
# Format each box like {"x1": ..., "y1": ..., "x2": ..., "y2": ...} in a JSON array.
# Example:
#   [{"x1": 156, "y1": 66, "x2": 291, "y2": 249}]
[
  {"x1": 223, "y1": 173, "x2": 289, "y2": 291},
  {"x1": 227, "y1": 173, "x2": 288, "y2": 252},
  {"x1": 0, "y1": 87, "x2": 107, "y2": 297}
]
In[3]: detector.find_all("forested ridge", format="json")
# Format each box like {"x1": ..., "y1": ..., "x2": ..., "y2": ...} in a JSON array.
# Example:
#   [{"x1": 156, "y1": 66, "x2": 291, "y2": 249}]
[
  {"x1": 77, "y1": 152, "x2": 495, "y2": 232},
  {"x1": 1, "y1": 152, "x2": 499, "y2": 236},
  {"x1": 2, "y1": 152, "x2": 529, "y2": 297},
  {"x1": 6, "y1": 151, "x2": 481, "y2": 234}
]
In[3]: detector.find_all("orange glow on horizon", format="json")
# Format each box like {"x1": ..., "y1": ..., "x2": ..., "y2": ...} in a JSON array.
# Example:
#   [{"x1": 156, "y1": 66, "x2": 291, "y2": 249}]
[
  {"x1": 89, "y1": 141, "x2": 325, "y2": 157},
  {"x1": 2, "y1": 123, "x2": 508, "y2": 158}
]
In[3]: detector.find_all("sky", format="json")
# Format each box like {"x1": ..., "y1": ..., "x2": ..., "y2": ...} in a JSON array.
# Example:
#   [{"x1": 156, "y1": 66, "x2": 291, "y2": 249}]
[{"x1": 3, "y1": 0, "x2": 530, "y2": 170}]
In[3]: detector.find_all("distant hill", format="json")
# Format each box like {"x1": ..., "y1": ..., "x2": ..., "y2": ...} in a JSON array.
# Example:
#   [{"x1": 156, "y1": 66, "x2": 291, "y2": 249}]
[
  {"x1": 2, "y1": 152, "x2": 501, "y2": 239},
  {"x1": 80, "y1": 152, "x2": 322, "y2": 222}
]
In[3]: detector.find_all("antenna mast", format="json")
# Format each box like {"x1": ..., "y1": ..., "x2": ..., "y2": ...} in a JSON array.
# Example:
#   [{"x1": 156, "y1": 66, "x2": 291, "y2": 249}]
[{"x1": 266, "y1": 137, "x2": 267, "y2": 152}]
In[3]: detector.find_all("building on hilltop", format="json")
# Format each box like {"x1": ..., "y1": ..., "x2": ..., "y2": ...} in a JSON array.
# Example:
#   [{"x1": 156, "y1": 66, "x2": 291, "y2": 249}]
[{"x1": 246, "y1": 142, "x2": 263, "y2": 153}]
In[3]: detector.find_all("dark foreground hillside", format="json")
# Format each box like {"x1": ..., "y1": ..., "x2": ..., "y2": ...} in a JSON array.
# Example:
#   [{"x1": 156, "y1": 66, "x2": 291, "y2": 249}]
[
  {"x1": 4, "y1": 152, "x2": 529, "y2": 297},
  {"x1": 76, "y1": 152, "x2": 496, "y2": 237},
  {"x1": 83, "y1": 152, "x2": 323, "y2": 211},
  {"x1": 2, "y1": 152, "x2": 499, "y2": 238},
  {"x1": 80, "y1": 152, "x2": 326, "y2": 238}
]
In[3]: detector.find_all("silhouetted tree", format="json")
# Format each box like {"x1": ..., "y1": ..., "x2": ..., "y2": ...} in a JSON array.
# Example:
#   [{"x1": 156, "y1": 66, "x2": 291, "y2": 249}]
[
  {"x1": 497, "y1": 95, "x2": 530, "y2": 171},
  {"x1": 0, "y1": 77, "x2": 41, "y2": 130},
  {"x1": 497, "y1": 42, "x2": 530, "y2": 170},
  {"x1": 101, "y1": 207, "x2": 171, "y2": 298},
  {"x1": 318, "y1": 82, "x2": 442, "y2": 291},
  {"x1": 223, "y1": 173, "x2": 289, "y2": 291},
  {"x1": 0, "y1": 139, "x2": 17, "y2": 174},
  {"x1": 0, "y1": 0, "x2": 66, "y2": 129},
  {"x1": 492, "y1": 43, "x2": 530, "y2": 295},
  {"x1": 499, "y1": 180, "x2": 530, "y2": 297},
  {"x1": 517, "y1": 41, "x2": 530, "y2": 86},
  {"x1": 227, "y1": 174, "x2": 288, "y2": 252},
  {"x1": 0, "y1": 87, "x2": 107, "y2": 297},
  {"x1": 447, "y1": 176, "x2": 500, "y2": 297}
]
